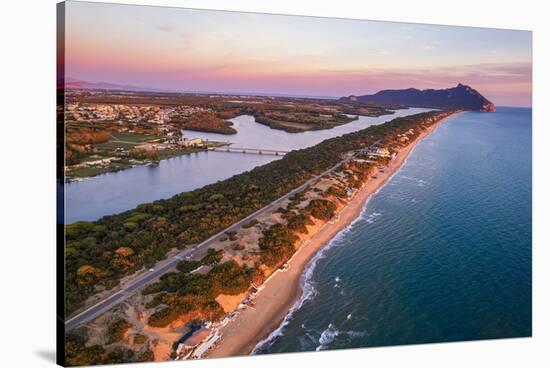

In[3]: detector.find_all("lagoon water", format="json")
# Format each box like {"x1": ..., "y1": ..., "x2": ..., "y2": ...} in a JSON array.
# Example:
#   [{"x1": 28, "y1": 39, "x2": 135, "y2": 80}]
[
  {"x1": 255, "y1": 107, "x2": 532, "y2": 354},
  {"x1": 65, "y1": 108, "x2": 430, "y2": 223}
]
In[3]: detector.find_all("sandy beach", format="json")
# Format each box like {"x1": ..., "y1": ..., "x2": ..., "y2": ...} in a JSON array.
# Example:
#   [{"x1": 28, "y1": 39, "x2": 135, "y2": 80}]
[{"x1": 206, "y1": 115, "x2": 454, "y2": 358}]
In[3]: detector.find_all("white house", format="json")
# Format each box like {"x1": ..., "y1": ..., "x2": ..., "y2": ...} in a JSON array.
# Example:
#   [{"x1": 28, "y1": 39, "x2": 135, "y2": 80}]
[{"x1": 178, "y1": 137, "x2": 204, "y2": 147}]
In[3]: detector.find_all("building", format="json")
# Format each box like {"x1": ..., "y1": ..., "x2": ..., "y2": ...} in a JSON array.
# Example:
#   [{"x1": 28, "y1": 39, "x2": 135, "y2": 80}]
[
  {"x1": 178, "y1": 137, "x2": 204, "y2": 147},
  {"x1": 368, "y1": 147, "x2": 392, "y2": 158}
]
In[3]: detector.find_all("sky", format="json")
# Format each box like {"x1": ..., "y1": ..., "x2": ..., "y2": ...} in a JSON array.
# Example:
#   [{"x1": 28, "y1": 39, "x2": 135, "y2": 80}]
[{"x1": 64, "y1": 1, "x2": 532, "y2": 106}]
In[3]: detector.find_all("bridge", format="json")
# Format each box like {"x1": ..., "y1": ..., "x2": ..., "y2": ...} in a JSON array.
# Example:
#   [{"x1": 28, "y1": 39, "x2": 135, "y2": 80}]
[{"x1": 208, "y1": 146, "x2": 290, "y2": 156}]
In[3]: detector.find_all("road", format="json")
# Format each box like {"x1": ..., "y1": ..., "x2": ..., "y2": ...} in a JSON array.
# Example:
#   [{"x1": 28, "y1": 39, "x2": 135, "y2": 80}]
[{"x1": 64, "y1": 152, "x2": 356, "y2": 331}]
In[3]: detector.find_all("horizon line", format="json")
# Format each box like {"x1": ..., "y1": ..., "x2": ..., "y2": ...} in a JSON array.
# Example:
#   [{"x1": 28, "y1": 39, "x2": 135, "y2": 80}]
[{"x1": 63, "y1": 84, "x2": 532, "y2": 109}]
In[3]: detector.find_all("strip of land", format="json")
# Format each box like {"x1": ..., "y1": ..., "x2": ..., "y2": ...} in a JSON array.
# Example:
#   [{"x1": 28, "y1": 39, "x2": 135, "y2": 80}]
[
  {"x1": 206, "y1": 112, "x2": 457, "y2": 358},
  {"x1": 65, "y1": 152, "x2": 355, "y2": 331}
]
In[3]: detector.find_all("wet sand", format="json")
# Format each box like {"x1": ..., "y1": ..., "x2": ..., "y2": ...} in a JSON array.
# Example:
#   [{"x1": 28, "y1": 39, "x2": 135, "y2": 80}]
[{"x1": 207, "y1": 116, "x2": 450, "y2": 358}]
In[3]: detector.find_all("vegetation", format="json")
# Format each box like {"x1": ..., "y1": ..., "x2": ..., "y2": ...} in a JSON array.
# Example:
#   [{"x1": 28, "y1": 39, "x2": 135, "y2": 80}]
[
  {"x1": 259, "y1": 224, "x2": 299, "y2": 267},
  {"x1": 287, "y1": 213, "x2": 315, "y2": 234},
  {"x1": 144, "y1": 260, "x2": 252, "y2": 327},
  {"x1": 305, "y1": 199, "x2": 337, "y2": 221},
  {"x1": 172, "y1": 112, "x2": 237, "y2": 134},
  {"x1": 65, "y1": 145, "x2": 205, "y2": 180},
  {"x1": 254, "y1": 111, "x2": 358, "y2": 132},
  {"x1": 136, "y1": 349, "x2": 155, "y2": 362},
  {"x1": 107, "y1": 318, "x2": 132, "y2": 344},
  {"x1": 128, "y1": 147, "x2": 159, "y2": 161},
  {"x1": 201, "y1": 248, "x2": 224, "y2": 265},
  {"x1": 242, "y1": 219, "x2": 259, "y2": 228},
  {"x1": 231, "y1": 242, "x2": 245, "y2": 251},
  {"x1": 327, "y1": 185, "x2": 348, "y2": 199},
  {"x1": 132, "y1": 334, "x2": 147, "y2": 345},
  {"x1": 65, "y1": 334, "x2": 136, "y2": 366},
  {"x1": 65, "y1": 110, "x2": 454, "y2": 314}
]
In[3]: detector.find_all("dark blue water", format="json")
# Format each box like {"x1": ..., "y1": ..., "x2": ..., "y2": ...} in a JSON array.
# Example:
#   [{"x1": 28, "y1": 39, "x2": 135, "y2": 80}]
[
  {"x1": 255, "y1": 107, "x2": 532, "y2": 354},
  {"x1": 65, "y1": 108, "x2": 430, "y2": 222}
]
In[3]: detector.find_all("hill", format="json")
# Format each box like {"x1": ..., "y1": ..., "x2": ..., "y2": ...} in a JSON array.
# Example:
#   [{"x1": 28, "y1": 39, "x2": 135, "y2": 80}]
[{"x1": 341, "y1": 84, "x2": 496, "y2": 112}]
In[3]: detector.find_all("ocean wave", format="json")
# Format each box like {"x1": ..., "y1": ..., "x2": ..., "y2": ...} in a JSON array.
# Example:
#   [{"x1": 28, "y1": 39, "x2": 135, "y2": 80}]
[
  {"x1": 316, "y1": 324, "x2": 340, "y2": 351},
  {"x1": 298, "y1": 332, "x2": 318, "y2": 350},
  {"x1": 345, "y1": 330, "x2": 367, "y2": 339},
  {"x1": 364, "y1": 212, "x2": 382, "y2": 224},
  {"x1": 399, "y1": 175, "x2": 415, "y2": 181},
  {"x1": 314, "y1": 325, "x2": 367, "y2": 351}
]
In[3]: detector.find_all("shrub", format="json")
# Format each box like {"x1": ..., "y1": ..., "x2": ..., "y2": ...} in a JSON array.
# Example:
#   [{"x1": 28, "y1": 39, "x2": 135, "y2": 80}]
[
  {"x1": 107, "y1": 319, "x2": 132, "y2": 344},
  {"x1": 259, "y1": 224, "x2": 298, "y2": 267},
  {"x1": 287, "y1": 213, "x2": 314, "y2": 234},
  {"x1": 305, "y1": 199, "x2": 337, "y2": 221}
]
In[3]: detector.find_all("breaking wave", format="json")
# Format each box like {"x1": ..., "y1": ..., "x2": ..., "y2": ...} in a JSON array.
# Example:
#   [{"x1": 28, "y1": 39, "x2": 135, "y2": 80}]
[
  {"x1": 365, "y1": 212, "x2": 382, "y2": 224},
  {"x1": 316, "y1": 324, "x2": 339, "y2": 351}
]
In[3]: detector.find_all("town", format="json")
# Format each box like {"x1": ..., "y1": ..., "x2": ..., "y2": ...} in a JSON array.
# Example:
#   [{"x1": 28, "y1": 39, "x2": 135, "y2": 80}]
[{"x1": 64, "y1": 94, "x2": 226, "y2": 179}]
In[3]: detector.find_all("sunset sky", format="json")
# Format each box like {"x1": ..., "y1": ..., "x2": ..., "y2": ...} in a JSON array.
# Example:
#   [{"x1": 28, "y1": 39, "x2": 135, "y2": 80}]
[{"x1": 64, "y1": 1, "x2": 532, "y2": 107}]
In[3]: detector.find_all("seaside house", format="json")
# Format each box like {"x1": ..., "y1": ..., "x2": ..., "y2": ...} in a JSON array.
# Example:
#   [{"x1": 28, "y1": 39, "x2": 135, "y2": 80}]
[{"x1": 368, "y1": 147, "x2": 392, "y2": 158}]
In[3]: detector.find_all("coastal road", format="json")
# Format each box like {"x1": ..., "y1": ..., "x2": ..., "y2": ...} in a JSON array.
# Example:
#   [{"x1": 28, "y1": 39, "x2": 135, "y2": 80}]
[{"x1": 64, "y1": 152, "x2": 357, "y2": 331}]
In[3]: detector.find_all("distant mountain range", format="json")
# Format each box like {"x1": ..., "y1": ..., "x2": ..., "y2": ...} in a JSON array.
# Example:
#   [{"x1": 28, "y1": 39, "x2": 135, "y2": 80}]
[
  {"x1": 60, "y1": 78, "x2": 338, "y2": 99},
  {"x1": 61, "y1": 78, "x2": 495, "y2": 112},
  {"x1": 340, "y1": 84, "x2": 496, "y2": 112},
  {"x1": 60, "y1": 78, "x2": 159, "y2": 92}
]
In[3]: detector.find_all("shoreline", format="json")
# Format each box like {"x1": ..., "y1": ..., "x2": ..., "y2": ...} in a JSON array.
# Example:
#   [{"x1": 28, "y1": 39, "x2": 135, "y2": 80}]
[
  {"x1": 65, "y1": 147, "x2": 209, "y2": 183},
  {"x1": 206, "y1": 112, "x2": 457, "y2": 359}
]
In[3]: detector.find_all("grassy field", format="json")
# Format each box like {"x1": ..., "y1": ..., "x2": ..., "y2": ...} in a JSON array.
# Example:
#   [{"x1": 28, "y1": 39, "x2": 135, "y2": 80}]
[
  {"x1": 157, "y1": 147, "x2": 206, "y2": 159},
  {"x1": 95, "y1": 141, "x2": 139, "y2": 150},
  {"x1": 110, "y1": 132, "x2": 158, "y2": 142},
  {"x1": 94, "y1": 132, "x2": 161, "y2": 151}
]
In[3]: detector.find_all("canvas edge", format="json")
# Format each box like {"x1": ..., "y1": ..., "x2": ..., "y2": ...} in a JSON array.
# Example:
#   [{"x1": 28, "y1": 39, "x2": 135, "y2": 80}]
[{"x1": 56, "y1": 1, "x2": 67, "y2": 367}]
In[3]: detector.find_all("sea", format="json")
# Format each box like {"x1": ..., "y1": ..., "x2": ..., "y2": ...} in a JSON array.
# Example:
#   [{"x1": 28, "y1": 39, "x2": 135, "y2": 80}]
[{"x1": 253, "y1": 107, "x2": 532, "y2": 354}]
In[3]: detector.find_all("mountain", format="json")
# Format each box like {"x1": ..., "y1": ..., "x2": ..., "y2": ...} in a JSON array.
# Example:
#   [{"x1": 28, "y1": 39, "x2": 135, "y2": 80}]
[{"x1": 340, "y1": 84, "x2": 496, "y2": 112}]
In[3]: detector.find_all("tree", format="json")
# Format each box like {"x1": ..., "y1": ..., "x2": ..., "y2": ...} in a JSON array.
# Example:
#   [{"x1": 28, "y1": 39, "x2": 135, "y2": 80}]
[{"x1": 145, "y1": 149, "x2": 159, "y2": 161}]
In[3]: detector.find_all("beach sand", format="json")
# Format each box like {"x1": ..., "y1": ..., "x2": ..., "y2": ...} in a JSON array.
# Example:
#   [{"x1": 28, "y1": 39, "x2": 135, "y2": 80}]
[{"x1": 207, "y1": 117, "x2": 449, "y2": 358}]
